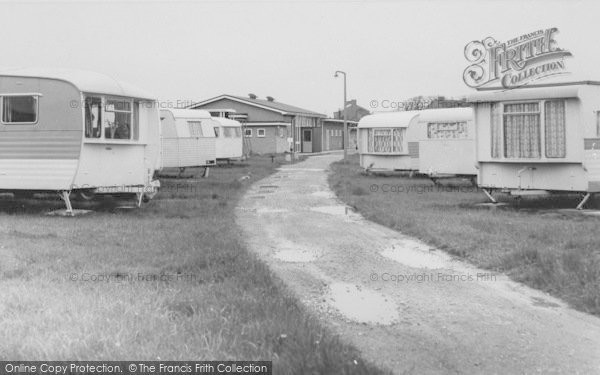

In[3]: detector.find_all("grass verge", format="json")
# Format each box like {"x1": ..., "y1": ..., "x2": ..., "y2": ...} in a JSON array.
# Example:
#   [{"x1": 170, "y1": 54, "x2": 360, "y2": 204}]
[
  {"x1": 0, "y1": 155, "x2": 386, "y2": 374},
  {"x1": 329, "y1": 154, "x2": 600, "y2": 316}
]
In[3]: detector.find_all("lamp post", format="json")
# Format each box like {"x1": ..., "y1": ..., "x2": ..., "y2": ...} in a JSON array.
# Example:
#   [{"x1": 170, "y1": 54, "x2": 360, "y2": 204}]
[{"x1": 334, "y1": 70, "x2": 348, "y2": 160}]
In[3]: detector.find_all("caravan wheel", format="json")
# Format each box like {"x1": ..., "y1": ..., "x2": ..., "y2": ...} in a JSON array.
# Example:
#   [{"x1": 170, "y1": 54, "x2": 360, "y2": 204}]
[{"x1": 77, "y1": 190, "x2": 97, "y2": 201}]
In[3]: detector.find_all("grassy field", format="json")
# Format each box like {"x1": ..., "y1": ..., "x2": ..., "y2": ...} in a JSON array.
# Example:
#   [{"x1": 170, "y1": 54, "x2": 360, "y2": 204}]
[
  {"x1": 329, "y1": 154, "x2": 600, "y2": 316},
  {"x1": 0, "y1": 155, "x2": 386, "y2": 374}
]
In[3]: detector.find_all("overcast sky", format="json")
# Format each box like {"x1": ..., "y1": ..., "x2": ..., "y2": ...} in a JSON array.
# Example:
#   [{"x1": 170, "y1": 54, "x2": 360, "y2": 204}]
[{"x1": 2, "y1": 0, "x2": 599, "y2": 115}]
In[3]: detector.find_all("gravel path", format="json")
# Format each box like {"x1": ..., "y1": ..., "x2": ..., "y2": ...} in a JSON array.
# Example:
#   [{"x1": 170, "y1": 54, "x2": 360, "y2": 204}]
[{"x1": 235, "y1": 153, "x2": 600, "y2": 375}]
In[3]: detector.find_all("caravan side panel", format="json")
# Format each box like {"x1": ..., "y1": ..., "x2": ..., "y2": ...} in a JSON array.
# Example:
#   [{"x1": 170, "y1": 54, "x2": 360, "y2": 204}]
[{"x1": 0, "y1": 77, "x2": 82, "y2": 190}]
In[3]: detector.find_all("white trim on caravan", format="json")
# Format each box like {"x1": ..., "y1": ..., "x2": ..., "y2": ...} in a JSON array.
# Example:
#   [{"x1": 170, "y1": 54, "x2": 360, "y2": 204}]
[{"x1": 0, "y1": 68, "x2": 161, "y2": 214}]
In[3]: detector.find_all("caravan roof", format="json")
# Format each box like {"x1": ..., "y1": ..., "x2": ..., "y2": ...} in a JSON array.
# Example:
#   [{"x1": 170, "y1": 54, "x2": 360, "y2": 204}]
[
  {"x1": 163, "y1": 108, "x2": 212, "y2": 119},
  {"x1": 0, "y1": 67, "x2": 155, "y2": 100},
  {"x1": 467, "y1": 85, "x2": 583, "y2": 103},
  {"x1": 358, "y1": 111, "x2": 419, "y2": 128},
  {"x1": 418, "y1": 108, "x2": 473, "y2": 122},
  {"x1": 212, "y1": 117, "x2": 242, "y2": 127}
]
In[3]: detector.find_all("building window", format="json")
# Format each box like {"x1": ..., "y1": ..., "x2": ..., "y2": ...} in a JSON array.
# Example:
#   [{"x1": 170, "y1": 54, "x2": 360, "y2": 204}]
[
  {"x1": 105, "y1": 98, "x2": 135, "y2": 140},
  {"x1": 503, "y1": 102, "x2": 540, "y2": 158},
  {"x1": 188, "y1": 121, "x2": 203, "y2": 137},
  {"x1": 367, "y1": 128, "x2": 405, "y2": 153},
  {"x1": 427, "y1": 122, "x2": 468, "y2": 139},
  {"x1": 2, "y1": 95, "x2": 38, "y2": 124},
  {"x1": 544, "y1": 100, "x2": 566, "y2": 158},
  {"x1": 244, "y1": 128, "x2": 252, "y2": 137},
  {"x1": 278, "y1": 127, "x2": 285, "y2": 138},
  {"x1": 257, "y1": 128, "x2": 266, "y2": 137},
  {"x1": 85, "y1": 97, "x2": 102, "y2": 138}
]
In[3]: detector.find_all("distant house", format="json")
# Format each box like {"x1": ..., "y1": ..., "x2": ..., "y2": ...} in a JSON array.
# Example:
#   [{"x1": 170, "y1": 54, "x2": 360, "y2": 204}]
[
  {"x1": 334, "y1": 99, "x2": 370, "y2": 122},
  {"x1": 188, "y1": 94, "x2": 326, "y2": 154},
  {"x1": 333, "y1": 100, "x2": 370, "y2": 150}
]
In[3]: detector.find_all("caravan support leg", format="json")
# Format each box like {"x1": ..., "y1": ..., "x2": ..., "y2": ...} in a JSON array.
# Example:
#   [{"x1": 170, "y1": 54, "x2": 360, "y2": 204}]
[
  {"x1": 202, "y1": 167, "x2": 210, "y2": 178},
  {"x1": 136, "y1": 192, "x2": 144, "y2": 208},
  {"x1": 59, "y1": 191, "x2": 74, "y2": 216},
  {"x1": 576, "y1": 193, "x2": 591, "y2": 210},
  {"x1": 482, "y1": 188, "x2": 497, "y2": 204}
]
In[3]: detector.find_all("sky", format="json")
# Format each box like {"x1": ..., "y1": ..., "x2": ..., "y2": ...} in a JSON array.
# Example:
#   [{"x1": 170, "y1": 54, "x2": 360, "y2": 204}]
[{"x1": 2, "y1": 0, "x2": 600, "y2": 115}]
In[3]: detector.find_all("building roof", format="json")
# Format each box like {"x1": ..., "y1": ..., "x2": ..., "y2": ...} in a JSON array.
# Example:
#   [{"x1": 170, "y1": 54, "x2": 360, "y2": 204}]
[
  {"x1": 358, "y1": 111, "x2": 420, "y2": 129},
  {"x1": 160, "y1": 108, "x2": 212, "y2": 119},
  {"x1": 188, "y1": 94, "x2": 326, "y2": 117},
  {"x1": 0, "y1": 67, "x2": 156, "y2": 100}
]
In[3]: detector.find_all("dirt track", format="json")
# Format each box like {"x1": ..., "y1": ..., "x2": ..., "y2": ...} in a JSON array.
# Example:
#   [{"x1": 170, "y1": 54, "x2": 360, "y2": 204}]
[{"x1": 235, "y1": 153, "x2": 600, "y2": 375}]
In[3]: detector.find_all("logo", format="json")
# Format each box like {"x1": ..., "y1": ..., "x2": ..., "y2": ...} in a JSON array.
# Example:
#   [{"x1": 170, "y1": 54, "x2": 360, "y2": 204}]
[{"x1": 463, "y1": 28, "x2": 572, "y2": 89}]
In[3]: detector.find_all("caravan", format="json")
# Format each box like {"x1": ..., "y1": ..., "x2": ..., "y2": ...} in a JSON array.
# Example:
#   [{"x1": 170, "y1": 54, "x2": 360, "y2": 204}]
[
  {"x1": 212, "y1": 117, "x2": 243, "y2": 162},
  {"x1": 0, "y1": 68, "x2": 161, "y2": 213},
  {"x1": 357, "y1": 111, "x2": 420, "y2": 172},
  {"x1": 468, "y1": 80, "x2": 600, "y2": 208},
  {"x1": 417, "y1": 108, "x2": 476, "y2": 180},
  {"x1": 159, "y1": 108, "x2": 217, "y2": 173}
]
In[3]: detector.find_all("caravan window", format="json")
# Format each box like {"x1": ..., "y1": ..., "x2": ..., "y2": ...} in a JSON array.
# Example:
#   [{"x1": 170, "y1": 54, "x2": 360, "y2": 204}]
[
  {"x1": 234, "y1": 127, "x2": 242, "y2": 137},
  {"x1": 85, "y1": 97, "x2": 102, "y2": 138},
  {"x1": 427, "y1": 122, "x2": 468, "y2": 139},
  {"x1": 223, "y1": 127, "x2": 236, "y2": 138},
  {"x1": 104, "y1": 99, "x2": 134, "y2": 140},
  {"x1": 366, "y1": 128, "x2": 405, "y2": 153},
  {"x1": 544, "y1": 101, "x2": 566, "y2": 158},
  {"x1": 503, "y1": 102, "x2": 541, "y2": 158},
  {"x1": 2, "y1": 95, "x2": 38, "y2": 124},
  {"x1": 214, "y1": 127, "x2": 220, "y2": 137},
  {"x1": 188, "y1": 121, "x2": 203, "y2": 137}
]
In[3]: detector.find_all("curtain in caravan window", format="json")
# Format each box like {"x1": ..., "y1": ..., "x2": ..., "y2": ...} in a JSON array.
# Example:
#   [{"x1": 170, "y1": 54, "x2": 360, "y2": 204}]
[
  {"x1": 503, "y1": 103, "x2": 540, "y2": 158},
  {"x1": 544, "y1": 101, "x2": 566, "y2": 158},
  {"x1": 367, "y1": 129, "x2": 374, "y2": 152},
  {"x1": 392, "y1": 128, "x2": 405, "y2": 152},
  {"x1": 373, "y1": 129, "x2": 392, "y2": 152},
  {"x1": 188, "y1": 121, "x2": 203, "y2": 137},
  {"x1": 490, "y1": 103, "x2": 502, "y2": 158}
]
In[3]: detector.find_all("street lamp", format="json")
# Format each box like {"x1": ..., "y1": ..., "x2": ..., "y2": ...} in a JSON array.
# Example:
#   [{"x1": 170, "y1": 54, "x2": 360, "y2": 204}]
[{"x1": 334, "y1": 70, "x2": 348, "y2": 160}]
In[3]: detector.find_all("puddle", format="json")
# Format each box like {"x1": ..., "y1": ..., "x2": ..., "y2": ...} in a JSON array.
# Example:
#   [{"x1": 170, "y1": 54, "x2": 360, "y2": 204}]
[
  {"x1": 273, "y1": 250, "x2": 317, "y2": 262},
  {"x1": 236, "y1": 207, "x2": 257, "y2": 212},
  {"x1": 259, "y1": 185, "x2": 279, "y2": 189},
  {"x1": 311, "y1": 205, "x2": 352, "y2": 215},
  {"x1": 277, "y1": 168, "x2": 325, "y2": 172},
  {"x1": 380, "y1": 242, "x2": 452, "y2": 269},
  {"x1": 256, "y1": 208, "x2": 288, "y2": 214},
  {"x1": 326, "y1": 282, "x2": 398, "y2": 325},
  {"x1": 311, "y1": 191, "x2": 336, "y2": 198},
  {"x1": 531, "y1": 296, "x2": 561, "y2": 308},
  {"x1": 250, "y1": 196, "x2": 266, "y2": 199}
]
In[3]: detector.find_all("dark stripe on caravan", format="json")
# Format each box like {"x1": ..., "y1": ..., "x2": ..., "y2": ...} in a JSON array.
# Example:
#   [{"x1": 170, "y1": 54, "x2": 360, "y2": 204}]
[
  {"x1": 584, "y1": 138, "x2": 600, "y2": 150},
  {"x1": 408, "y1": 142, "x2": 419, "y2": 159},
  {"x1": 0, "y1": 131, "x2": 81, "y2": 159}
]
